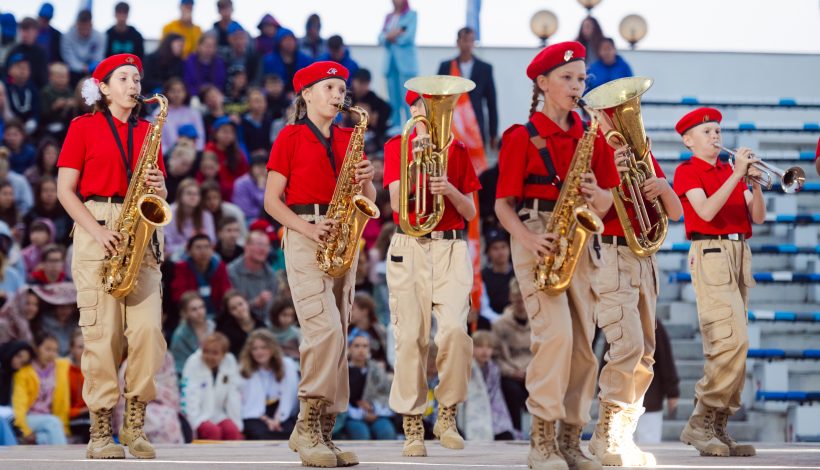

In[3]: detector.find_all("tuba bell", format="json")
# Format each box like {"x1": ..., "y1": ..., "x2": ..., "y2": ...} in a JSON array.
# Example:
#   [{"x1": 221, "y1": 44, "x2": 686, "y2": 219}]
[
  {"x1": 398, "y1": 76, "x2": 475, "y2": 237},
  {"x1": 583, "y1": 76, "x2": 667, "y2": 257}
]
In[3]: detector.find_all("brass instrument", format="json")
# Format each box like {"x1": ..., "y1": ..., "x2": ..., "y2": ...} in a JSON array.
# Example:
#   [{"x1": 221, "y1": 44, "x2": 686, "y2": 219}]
[
  {"x1": 583, "y1": 76, "x2": 667, "y2": 257},
  {"x1": 534, "y1": 100, "x2": 604, "y2": 295},
  {"x1": 101, "y1": 94, "x2": 173, "y2": 298},
  {"x1": 714, "y1": 144, "x2": 805, "y2": 194},
  {"x1": 399, "y1": 76, "x2": 475, "y2": 236},
  {"x1": 316, "y1": 103, "x2": 380, "y2": 278}
]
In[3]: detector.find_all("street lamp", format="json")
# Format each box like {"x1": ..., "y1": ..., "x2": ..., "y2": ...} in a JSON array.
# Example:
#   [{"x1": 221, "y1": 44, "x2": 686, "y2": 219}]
[
  {"x1": 530, "y1": 10, "x2": 558, "y2": 47},
  {"x1": 619, "y1": 14, "x2": 648, "y2": 50},
  {"x1": 577, "y1": 0, "x2": 602, "y2": 14}
]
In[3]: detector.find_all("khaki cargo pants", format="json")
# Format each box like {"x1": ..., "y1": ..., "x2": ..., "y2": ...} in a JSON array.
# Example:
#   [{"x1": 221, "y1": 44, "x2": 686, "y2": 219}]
[
  {"x1": 511, "y1": 208, "x2": 599, "y2": 426},
  {"x1": 595, "y1": 241, "x2": 658, "y2": 407},
  {"x1": 689, "y1": 239, "x2": 754, "y2": 413},
  {"x1": 387, "y1": 233, "x2": 473, "y2": 415},
  {"x1": 282, "y1": 215, "x2": 358, "y2": 415},
  {"x1": 73, "y1": 200, "x2": 166, "y2": 412}
]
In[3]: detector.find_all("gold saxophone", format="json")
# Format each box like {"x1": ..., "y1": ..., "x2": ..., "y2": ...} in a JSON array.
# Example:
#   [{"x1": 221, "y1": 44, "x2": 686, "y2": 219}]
[
  {"x1": 100, "y1": 94, "x2": 173, "y2": 298},
  {"x1": 316, "y1": 103, "x2": 380, "y2": 278},
  {"x1": 583, "y1": 77, "x2": 667, "y2": 257},
  {"x1": 534, "y1": 101, "x2": 604, "y2": 295}
]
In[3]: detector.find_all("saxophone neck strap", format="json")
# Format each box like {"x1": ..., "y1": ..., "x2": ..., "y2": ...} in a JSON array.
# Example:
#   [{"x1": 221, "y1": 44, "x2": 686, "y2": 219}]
[
  {"x1": 103, "y1": 109, "x2": 135, "y2": 181},
  {"x1": 524, "y1": 121, "x2": 561, "y2": 189},
  {"x1": 301, "y1": 117, "x2": 337, "y2": 177}
]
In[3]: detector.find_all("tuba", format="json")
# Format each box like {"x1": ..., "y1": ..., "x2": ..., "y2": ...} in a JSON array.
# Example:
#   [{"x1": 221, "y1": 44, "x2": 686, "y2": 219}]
[
  {"x1": 398, "y1": 76, "x2": 475, "y2": 236},
  {"x1": 582, "y1": 76, "x2": 667, "y2": 257},
  {"x1": 101, "y1": 94, "x2": 173, "y2": 298},
  {"x1": 534, "y1": 100, "x2": 604, "y2": 295},
  {"x1": 316, "y1": 102, "x2": 380, "y2": 278}
]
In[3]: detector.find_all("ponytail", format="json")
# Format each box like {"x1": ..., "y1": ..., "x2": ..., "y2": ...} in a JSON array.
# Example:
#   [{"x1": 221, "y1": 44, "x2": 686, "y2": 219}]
[
  {"x1": 529, "y1": 83, "x2": 542, "y2": 116},
  {"x1": 289, "y1": 94, "x2": 307, "y2": 124}
]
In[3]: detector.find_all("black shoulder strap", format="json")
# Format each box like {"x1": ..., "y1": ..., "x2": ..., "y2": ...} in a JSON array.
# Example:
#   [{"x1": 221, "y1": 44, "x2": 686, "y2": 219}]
[
  {"x1": 302, "y1": 118, "x2": 337, "y2": 177},
  {"x1": 524, "y1": 122, "x2": 561, "y2": 189}
]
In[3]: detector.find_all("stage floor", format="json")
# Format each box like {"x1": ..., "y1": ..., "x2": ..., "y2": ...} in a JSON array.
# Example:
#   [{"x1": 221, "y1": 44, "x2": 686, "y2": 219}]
[{"x1": 1, "y1": 441, "x2": 819, "y2": 469}]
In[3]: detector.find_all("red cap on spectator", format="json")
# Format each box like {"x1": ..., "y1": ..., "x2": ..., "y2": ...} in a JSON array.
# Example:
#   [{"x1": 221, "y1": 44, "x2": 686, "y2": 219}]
[
  {"x1": 249, "y1": 219, "x2": 278, "y2": 243},
  {"x1": 293, "y1": 61, "x2": 349, "y2": 94},
  {"x1": 405, "y1": 90, "x2": 421, "y2": 107},
  {"x1": 526, "y1": 41, "x2": 586, "y2": 81},
  {"x1": 675, "y1": 107, "x2": 723, "y2": 136},
  {"x1": 92, "y1": 54, "x2": 143, "y2": 82}
]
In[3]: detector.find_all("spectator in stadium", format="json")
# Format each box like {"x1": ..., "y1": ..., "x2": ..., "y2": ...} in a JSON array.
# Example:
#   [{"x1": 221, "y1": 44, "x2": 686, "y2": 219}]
[
  {"x1": 164, "y1": 178, "x2": 216, "y2": 260},
  {"x1": 268, "y1": 298, "x2": 300, "y2": 362},
  {"x1": 0, "y1": 286, "x2": 36, "y2": 344},
  {"x1": 379, "y1": 0, "x2": 418, "y2": 126},
  {"x1": 38, "y1": 64, "x2": 77, "y2": 142},
  {"x1": 575, "y1": 16, "x2": 605, "y2": 65},
  {"x1": 170, "y1": 234, "x2": 232, "y2": 318},
  {"x1": 480, "y1": 229, "x2": 513, "y2": 320},
  {"x1": 255, "y1": 14, "x2": 281, "y2": 57},
  {"x1": 341, "y1": 330, "x2": 396, "y2": 440},
  {"x1": 239, "y1": 91, "x2": 273, "y2": 157},
  {"x1": 217, "y1": 290, "x2": 264, "y2": 358},
  {"x1": 204, "y1": 117, "x2": 249, "y2": 201},
  {"x1": 0, "y1": 222, "x2": 23, "y2": 295},
  {"x1": 227, "y1": 229, "x2": 278, "y2": 322},
  {"x1": 299, "y1": 14, "x2": 327, "y2": 59},
  {"x1": 104, "y1": 2, "x2": 145, "y2": 58},
  {"x1": 4, "y1": 57, "x2": 40, "y2": 135},
  {"x1": 349, "y1": 69, "x2": 391, "y2": 151},
  {"x1": 28, "y1": 178, "x2": 71, "y2": 254},
  {"x1": 491, "y1": 278, "x2": 530, "y2": 433},
  {"x1": 0, "y1": 340, "x2": 34, "y2": 407},
  {"x1": 181, "y1": 332, "x2": 244, "y2": 441},
  {"x1": 462, "y1": 330, "x2": 515, "y2": 441},
  {"x1": 161, "y1": 0, "x2": 202, "y2": 59},
  {"x1": 215, "y1": 215, "x2": 244, "y2": 264},
  {"x1": 143, "y1": 33, "x2": 185, "y2": 94},
  {"x1": 29, "y1": 243, "x2": 68, "y2": 285},
  {"x1": 224, "y1": 65, "x2": 249, "y2": 116},
  {"x1": 6, "y1": 17, "x2": 48, "y2": 89},
  {"x1": 0, "y1": 82, "x2": 12, "y2": 137},
  {"x1": 259, "y1": 29, "x2": 313, "y2": 95},
  {"x1": 24, "y1": 138, "x2": 59, "y2": 187},
  {"x1": 318, "y1": 35, "x2": 359, "y2": 82},
  {"x1": 350, "y1": 294, "x2": 387, "y2": 367},
  {"x1": 60, "y1": 10, "x2": 105, "y2": 86},
  {"x1": 224, "y1": 23, "x2": 256, "y2": 81},
  {"x1": 0, "y1": 181, "x2": 18, "y2": 228},
  {"x1": 20, "y1": 218, "x2": 53, "y2": 274},
  {"x1": 0, "y1": 147, "x2": 34, "y2": 214},
  {"x1": 170, "y1": 291, "x2": 215, "y2": 374},
  {"x1": 12, "y1": 332, "x2": 70, "y2": 444},
  {"x1": 261, "y1": 74, "x2": 289, "y2": 122},
  {"x1": 199, "y1": 85, "x2": 227, "y2": 142},
  {"x1": 183, "y1": 33, "x2": 227, "y2": 95},
  {"x1": 3, "y1": 119, "x2": 36, "y2": 174},
  {"x1": 36, "y1": 3, "x2": 62, "y2": 64},
  {"x1": 210, "y1": 0, "x2": 239, "y2": 57},
  {"x1": 232, "y1": 153, "x2": 267, "y2": 221},
  {"x1": 586, "y1": 37, "x2": 634, "y2": 91},
  {"x1": 202, "y1": 180, "x2": 246, "y2": 233},
  {"x1": 159, "y1": 77, "x2": 205, "y2": 152},
  {"x1": 164, "y1": 136, "x2": 198, "y2": 203},
  {"x1": 67, "y1": 329, "x2": 89, "y2": 443},
  {"x1": 239, "y1": 329, "x2": 299, "y2": 440}
]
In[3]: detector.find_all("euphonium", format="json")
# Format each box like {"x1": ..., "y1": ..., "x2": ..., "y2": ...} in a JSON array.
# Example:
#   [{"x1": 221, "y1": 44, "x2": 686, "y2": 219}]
[
  {"x1": 316, "y1": 102, "x2": 380, "y2": 278},
  {"x1": 582, "y1": 76, "x2": 667, "y2": 257},
  {"x1": 101, "y1": 94, "x2": 173, "y2": 298},
  {"x1": 534, "y1": 100, "x2": 604, "y2": 295},
  {"x1": 399, "y1": 76, "x2": 475, "y2": 236}
]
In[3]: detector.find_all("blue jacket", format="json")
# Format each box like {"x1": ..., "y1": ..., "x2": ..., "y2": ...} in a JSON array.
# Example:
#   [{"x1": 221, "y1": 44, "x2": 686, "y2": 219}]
[
  {"x1": 378, "y1": 10, "x2": 418, "y2": 76},
  {"x1": 259, "y1": 50, "x2": 313, "y2": 88},
  {"x1": 316, "y1": 49, "x2": 359, "y2": 83},
  {"x1": 586, "y1": 55, "x2": 633, "y2": 91}
]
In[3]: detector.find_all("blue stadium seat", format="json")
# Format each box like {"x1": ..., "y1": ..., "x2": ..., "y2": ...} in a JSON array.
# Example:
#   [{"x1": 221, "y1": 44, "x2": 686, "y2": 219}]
[
  {"x1": 669, "y1": 272, "x2": 820, "y2": 283},
  {"x1": 748, "y1": 311, "x2": 820, "y2": 322}
]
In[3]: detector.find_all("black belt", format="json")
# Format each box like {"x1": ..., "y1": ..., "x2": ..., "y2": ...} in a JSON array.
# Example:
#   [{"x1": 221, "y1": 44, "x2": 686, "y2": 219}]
[
  {"x1": 85, "y1": 195, "x2": 125, "y2": 204},
  {"x1": 289, "y1": 204, "x2": 329, "y2": 215},
  {"x1": 600, "y1": 235, "x2": 629, "y2": 247},
  {"x1": 520, "y1": 198, "x2": 556, "y2": 212},
  {"x1": 397, "y1": 227, "x2": 464, "y2": 240},
  {"x1": 691, "y1": 233, "x2": 745, "y2": 242}
]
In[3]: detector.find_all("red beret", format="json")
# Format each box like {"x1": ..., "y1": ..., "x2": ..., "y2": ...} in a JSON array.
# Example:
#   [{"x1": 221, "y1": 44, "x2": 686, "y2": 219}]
[
  {"x1": 675, "y1": 107, "x2": 723, "y2": 136},
  {"x1": 526, "y1": 41, "x2": 586, "y2": 81},
  {"x1": 92, "y1": 54, "x2": 142, "y2": 82},
  {"x1": 248, "y1": 219, "x2": 278, "y2": 243},
  {"x1": 405, "y1": 90, "x2": 421, "y2": 107},
  {"x1": 293, "y1": 61, "x2": 349, "y2": 94}
]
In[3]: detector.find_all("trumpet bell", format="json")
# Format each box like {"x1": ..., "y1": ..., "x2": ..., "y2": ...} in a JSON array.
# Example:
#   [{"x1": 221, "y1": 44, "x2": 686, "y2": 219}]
[{"x1": 782, "y1": 166, "x2": 806, "y2": 194}]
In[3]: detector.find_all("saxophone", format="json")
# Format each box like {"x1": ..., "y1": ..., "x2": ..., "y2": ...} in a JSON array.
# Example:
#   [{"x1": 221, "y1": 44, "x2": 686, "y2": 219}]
[
  {"x1": 100, "y1": 94, "x2": 173, "y2": 298},
  {"x1": 316, "y1": 103, "x2": 380, "y2": 278},
  {"x1": 534, "y1": 101, "x2": 604, "y2": 295}
]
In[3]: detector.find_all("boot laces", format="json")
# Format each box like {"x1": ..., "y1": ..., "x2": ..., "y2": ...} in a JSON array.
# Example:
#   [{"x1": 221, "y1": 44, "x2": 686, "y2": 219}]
[
  {"x1": 533, "y1": 419, "x2": 559, "y2": 456},
  {"x1": 404, "y1": 415, "x2": 424, "y2": 441},
  {"x1": 91, "y1": 409, "x2": 113, "y2": 440},
  {"x1": 560, "y1": 423, "x2": 584, "y2": 458},
  {"x1": 321, "y1": 414, "x2": 340, "y2": 451},
  {"x1": 439, "y1": 405, "x2": 457, "y2": 430},
  {"x1": 713, "y1": 409, "x2": 736, "y2": 445},
  {"x1": 306, "y1": 401, "x2": 324, "y2": 446}
]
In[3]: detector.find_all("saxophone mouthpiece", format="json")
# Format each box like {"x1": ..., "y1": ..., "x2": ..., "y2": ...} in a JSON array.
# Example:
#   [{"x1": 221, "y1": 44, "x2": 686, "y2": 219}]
[
  {"x1": 575, "y1": 97, "x2": 588, "y2": 109},
  {"x1": 133, "y1": 95, "x2": 144, "y2": 104},
  {"x1": 336, "y1": 96, "x2": 352, "y2": 112}
]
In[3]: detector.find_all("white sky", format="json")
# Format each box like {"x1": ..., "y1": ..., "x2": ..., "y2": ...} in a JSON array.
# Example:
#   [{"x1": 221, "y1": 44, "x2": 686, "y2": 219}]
[{"x1": 3, "y1": 0, "x2": 820, "y2": 53}]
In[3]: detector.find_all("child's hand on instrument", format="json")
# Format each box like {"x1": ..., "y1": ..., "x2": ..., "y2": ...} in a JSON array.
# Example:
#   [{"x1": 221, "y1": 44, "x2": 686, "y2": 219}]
[
  {"x1": 731, "y1": 147, "x2": 756, "y2": 177},
  {"x1": 614, "y1": 146, "x2": 630, "y2": 173},
  {"x1": 309, "y1": 218, "x2": 337, "y2": 244},
  {"x1": 144, "y1": 166, "x2": 166, "y2": 192},
  {"x1": 523, "y1": 231, "x2": 557, "y2": 257},
  {"x1": 428, "y1": 175, "x2": 454, "y2": 196},
  {"x1": 354, "y1": 160, "x2": 375, "y2": 184},
  {"x1": 642, "y1": 177, "x2": 670, "y2": 200},
  {"x1": 93, "y1": 225, "x2": 122, "y2": 256}
]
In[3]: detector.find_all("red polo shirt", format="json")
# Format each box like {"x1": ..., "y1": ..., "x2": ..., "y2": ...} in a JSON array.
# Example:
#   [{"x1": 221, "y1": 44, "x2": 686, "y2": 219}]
[
  {"x1": 57, "y1": 112, "x2": 166, "y2": 198},
  {"x1": 495, "y1": 111, "x2": 619, "y2": 201},
  {"x1": 383, "y1": 132, "x2": 482, "y2": 231},
  {"x1": 673, "y1": 156, "x2": 752, "y2": 240},
  {"x1": 267, "y1": 122, "x2": 361, "y2": 205},
  {"x1": 601, "y1": 153, "x2": 666, "y2": 237}
]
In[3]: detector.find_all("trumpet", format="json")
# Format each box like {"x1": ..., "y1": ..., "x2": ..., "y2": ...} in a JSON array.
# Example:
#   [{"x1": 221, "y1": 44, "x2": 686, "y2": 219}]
[{"x1": 714, "y1": 144, "x2": 805, "y2": 193}]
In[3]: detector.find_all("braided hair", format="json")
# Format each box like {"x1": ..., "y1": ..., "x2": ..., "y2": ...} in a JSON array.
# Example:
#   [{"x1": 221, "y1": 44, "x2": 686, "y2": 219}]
[{"x1": 528, "y1": 82, "x2": 542, "y2": 116}]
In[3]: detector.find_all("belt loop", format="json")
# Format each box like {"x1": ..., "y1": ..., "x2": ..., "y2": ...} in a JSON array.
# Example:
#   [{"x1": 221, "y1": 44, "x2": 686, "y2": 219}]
[{"x1": 314, "y1": 204, "x2": 320, "y2": 217}]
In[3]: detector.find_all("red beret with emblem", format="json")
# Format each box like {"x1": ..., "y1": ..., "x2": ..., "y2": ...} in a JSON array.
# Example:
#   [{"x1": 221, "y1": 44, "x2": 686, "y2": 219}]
[
  {"x1": 675, "y1": 107, "x2": 723, "y2": 136},
  {"x1": 405, "y1": 90, "x2": 421, "y2": 107},
  {"x1": 293, "y1": 61, "x2": 349, "y2": 94},
  {"x1": 526, "y1": 41, "x2": 586, "y2": 80},
  {"x1": 92, "y1": 54, "x2": 143, "y2": 82}
]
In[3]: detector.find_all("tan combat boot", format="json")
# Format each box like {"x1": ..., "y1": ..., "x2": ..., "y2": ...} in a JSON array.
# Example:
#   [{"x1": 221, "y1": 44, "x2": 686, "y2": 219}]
[
  {"x1": 619, "y1": 405, "x2": 657, "y2": 466},
  {"x1": 321, "y1": 412, "x2": 359, "y2": 466},
  {"x1": 679, "y1": 400, "x2": 730, "y2": 456},
  {"x1": 120, "y1": 399, "x2": 155, "y2": 459},
  {"x1": 588, "y1": 401, "x2": 622, "y2": 465},
  {"x1": 86, "y1": 408, "x2": 125, "y2": 459},
  {"x1": 433, "y1": 405, "x2": 464, "y2": 450},
  {"x1": 527, "y1": 415, "x2": 569, "y2": 470},
  {"x1": 402, "y1": 415, "x2": 427, "y2": 457},
  {"x1": 714, "y1": 408, "x2": 756, "y2": 457},
  {"x1": 557, "y1": 421, "x2": 601, "y2": 470},
  {"x1": 288, "y1": 398, "x2": 337, "y2": 467}
]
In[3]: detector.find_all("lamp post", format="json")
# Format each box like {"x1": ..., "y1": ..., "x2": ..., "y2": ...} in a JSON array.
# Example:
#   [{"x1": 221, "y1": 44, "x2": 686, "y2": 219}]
[
  {"x1": 530, "y1": 10, "x2": 558, "y2": 47},
  {"x1": 577, "y1": 0, "x2": 602, "y2": 14},
  {"x1": 619, "y1": 14, "x2": 648, "y2": 50}
]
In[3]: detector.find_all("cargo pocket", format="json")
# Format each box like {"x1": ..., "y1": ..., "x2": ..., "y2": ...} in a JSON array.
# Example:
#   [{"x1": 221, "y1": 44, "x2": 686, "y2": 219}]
[
  {"x1": 700, "y1": 307, "x2": 736, "y2": 356},
  {"x1": 741, "y1": 244, "x2": 756, "y2": 288},
  {"x1": 293, "y1": 281, "x2": 327, "y2": 337},
  {"x1": 700, "y1": 248, "x2": 731, "y2": 286},
  {"x1": 77, "y1": 289, "x2": 102, "y2": 342},
  {"x1": 597, "y1": 306, "x2": 625, "y2": 358},
  {"x1": 524, "y1": 293, "x2": 547, "y2": 331},
  {"x1": 386, "y1": 246, "x2": 413, "y2": 288}
]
